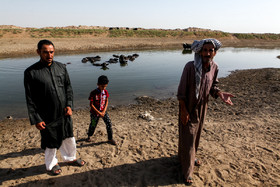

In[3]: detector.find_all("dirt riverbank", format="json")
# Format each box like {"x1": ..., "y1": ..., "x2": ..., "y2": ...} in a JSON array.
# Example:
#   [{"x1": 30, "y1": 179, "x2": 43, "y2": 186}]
[{"x1": 1, "y1": 35, "x2": 280, "y2": 58}]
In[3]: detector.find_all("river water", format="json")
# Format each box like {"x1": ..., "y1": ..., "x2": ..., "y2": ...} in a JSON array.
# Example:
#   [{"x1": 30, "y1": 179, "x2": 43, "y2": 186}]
[{"x1": 0, "y1": 47, "x2": 279, "y2": 120}]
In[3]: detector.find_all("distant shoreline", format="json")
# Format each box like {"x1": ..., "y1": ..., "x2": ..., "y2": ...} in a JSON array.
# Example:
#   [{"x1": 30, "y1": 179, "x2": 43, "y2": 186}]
[
  {"x1": 1, "y1": 26, "x2": 280, "y2": 58},
  {"x1": 1, "y1": 37, "x2": 280, "y2": 59}
]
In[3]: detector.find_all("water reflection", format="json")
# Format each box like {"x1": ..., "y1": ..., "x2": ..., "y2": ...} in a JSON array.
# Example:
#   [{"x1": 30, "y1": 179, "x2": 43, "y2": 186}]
[
  {"x1": 119, "y1": 62, "x2": 128, "y2": 67},
  {"x1": 101, "y1": 66, "x2": 109, "y2": 71},
  {"x1": 182, "y1": 49, "x2": 192, "y2": 54}
]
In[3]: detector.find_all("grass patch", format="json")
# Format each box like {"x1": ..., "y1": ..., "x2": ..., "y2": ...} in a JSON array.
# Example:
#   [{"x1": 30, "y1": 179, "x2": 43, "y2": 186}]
[
  {"x1": 1, "y1": 27, "x2": 279, "y2": 41},
  {"x1": 27, "y1": 28, "x2": 106, "y2": 38},
  {"x1": 109, "y1": 29, "x2": 231, "y2": 38},
  {"x1": 0, "y1": 29, "x2": 23, "y2": 35},
  {"x1": 233, "y1": 33, "x2": 280, "y2": 40}
]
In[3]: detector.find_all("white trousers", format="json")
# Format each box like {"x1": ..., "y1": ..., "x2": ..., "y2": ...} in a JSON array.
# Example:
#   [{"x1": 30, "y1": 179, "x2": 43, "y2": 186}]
[{"x1": 45, "y1": 137, "x2": 77, "y2": 171}]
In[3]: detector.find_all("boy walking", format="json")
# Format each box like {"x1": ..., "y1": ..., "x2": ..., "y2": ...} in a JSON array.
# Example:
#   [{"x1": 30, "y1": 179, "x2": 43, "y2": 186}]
[{"x1": 86, "y1": 75, "x2": 116, "y2": 145}]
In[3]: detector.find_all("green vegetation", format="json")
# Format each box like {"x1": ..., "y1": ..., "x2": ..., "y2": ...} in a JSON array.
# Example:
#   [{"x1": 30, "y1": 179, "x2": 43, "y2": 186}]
[
  {"x1": 0, "y1": 28, "x2": 23, "y2": 35},
  {"x1": 0, "y1": 27, "x2": 279, "y2": 40},
  {"x1": 192, "y1": 31, "x2": 231, "y2": 38},
  {"x1": 0, "y1": 27, "x2": 231, "y2": 38},
  {"x1": 108, "y1": 29, "x2": 173, "y2": 37},
  {"x1": 233, "y1": 33, "x2": 280, "y2": 40},
  {"x1": 27, "y1": 28, "x2": 106, "y2": 38},
  {"x1": 108, "y1": 29, "x2": 231, "y2": 38}
]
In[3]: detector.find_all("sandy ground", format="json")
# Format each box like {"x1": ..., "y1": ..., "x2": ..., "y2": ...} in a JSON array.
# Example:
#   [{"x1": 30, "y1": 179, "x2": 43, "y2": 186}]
[
  {"x1": 0, "y1": 68, "x2": 279, "y2": 186},
  {"x1": 0, "y1": 37, "x2": 194, "y2": 58}
]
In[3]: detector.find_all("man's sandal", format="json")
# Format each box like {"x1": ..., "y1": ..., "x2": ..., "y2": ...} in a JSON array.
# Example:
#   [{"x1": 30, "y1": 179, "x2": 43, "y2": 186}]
[
  {"x1": 195, "y1": 158, "x2": 201, "y2": 167},
  {"x1": 49, "y1": 164, "x2": 62, "y2": 175},
  {"x1": 68, "y1": 158, "x2": 86, "y2": 167},
  {"x1": 184, "y1": 176, "x2": 193, "y2": 186}
]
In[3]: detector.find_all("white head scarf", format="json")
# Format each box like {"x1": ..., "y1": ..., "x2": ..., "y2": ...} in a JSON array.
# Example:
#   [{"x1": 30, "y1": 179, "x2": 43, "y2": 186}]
[{"x1": 191, "y1": 38, "x2": 222, "y2": 99}]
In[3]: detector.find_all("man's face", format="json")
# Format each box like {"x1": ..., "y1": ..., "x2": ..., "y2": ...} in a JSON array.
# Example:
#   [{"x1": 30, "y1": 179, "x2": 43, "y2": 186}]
[
  {"x1": 200, "y1": 43, "x2": 216, "y2": 64},
  {"x1": 37, "y1": 44, "x2": 55, "y2": 64}
]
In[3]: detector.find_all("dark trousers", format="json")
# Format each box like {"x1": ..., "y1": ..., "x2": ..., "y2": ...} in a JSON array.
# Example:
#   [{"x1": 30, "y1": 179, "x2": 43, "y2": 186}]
[{"x1": 87, "y1": 112, "x2": 113, "y2": 140}]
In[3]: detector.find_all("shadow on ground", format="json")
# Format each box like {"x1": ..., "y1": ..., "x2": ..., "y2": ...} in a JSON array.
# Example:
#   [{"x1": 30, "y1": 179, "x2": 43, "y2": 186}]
[{"x1": 1, "y1": 156, "x2": 183, "y2": 186}]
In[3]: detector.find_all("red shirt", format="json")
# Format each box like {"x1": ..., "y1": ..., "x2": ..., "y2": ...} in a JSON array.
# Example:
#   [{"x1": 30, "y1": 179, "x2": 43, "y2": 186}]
[{"x1": 88, "y1": 88, "x2": 109, "y2": 115}]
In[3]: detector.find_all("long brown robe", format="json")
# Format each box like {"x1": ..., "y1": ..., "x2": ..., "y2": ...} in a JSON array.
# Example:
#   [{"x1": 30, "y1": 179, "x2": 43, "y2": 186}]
[{"x1": 177, "y1": 60, "x2": 220, "y2": 179}]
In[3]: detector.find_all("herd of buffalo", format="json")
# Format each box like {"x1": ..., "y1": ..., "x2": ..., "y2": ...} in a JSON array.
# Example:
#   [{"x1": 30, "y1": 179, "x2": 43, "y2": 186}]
[{"x1": 81, "y1": 53, "x2": 140, "y2": 69}]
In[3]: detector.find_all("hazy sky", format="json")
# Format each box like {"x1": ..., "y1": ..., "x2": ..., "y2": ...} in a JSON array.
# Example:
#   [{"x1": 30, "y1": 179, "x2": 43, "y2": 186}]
[{"x1": 1, "y1": 0, "x2": 279, "y2": 33}]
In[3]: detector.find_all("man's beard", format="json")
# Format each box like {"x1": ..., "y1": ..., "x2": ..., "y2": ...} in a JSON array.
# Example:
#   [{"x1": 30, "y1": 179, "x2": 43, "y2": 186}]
[{"x1": 202, "y1": 57, "x2": 212, "y2": 65}]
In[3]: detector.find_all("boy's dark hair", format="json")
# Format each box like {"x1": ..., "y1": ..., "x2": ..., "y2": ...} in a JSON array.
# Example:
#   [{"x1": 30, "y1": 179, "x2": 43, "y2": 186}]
[
  {"x1": 37, "y1": 39, "x2": 55, "y2": 50},
  {"x1": 98, "y1": 75, "x2": 109, "y2": 85}
]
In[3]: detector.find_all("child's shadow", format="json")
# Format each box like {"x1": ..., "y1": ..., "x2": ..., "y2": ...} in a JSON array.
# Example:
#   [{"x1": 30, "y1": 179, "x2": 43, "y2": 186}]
[{"x1": 76, "y1": 138, "x2": 108, "y2": 147}]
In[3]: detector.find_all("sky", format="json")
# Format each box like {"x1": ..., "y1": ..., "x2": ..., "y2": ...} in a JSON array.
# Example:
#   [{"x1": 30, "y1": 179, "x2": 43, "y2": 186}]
[{"x1": 1, "y1": 0, "x2": 280, "y2": 34}]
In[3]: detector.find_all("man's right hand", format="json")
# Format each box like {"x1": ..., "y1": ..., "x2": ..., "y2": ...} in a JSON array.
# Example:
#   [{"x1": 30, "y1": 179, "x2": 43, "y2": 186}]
[
  {"x1": 35, "y1": 122, "x2": 46, "y2": 130},
  {"x1": 179, "y1": 100, "x2": 189, "y2": 126},
  {"x1": 180, "y1": 109, "x2": 190, "y2": 126}
]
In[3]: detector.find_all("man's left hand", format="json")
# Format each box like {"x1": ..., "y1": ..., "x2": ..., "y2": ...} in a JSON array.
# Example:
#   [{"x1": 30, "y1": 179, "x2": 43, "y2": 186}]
[
  {"x1": 65, "y1": 106, "x2": 72, "y2": 116},
  {"x1": 218, "y1": 92, "x2": 234, "y2": 105}
]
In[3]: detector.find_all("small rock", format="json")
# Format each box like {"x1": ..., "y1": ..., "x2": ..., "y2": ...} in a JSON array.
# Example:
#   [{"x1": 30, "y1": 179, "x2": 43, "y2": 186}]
[
  {"x1": 139, "y1": 111, "x2": 155, "y2": 121},
  {"x1": 6, "y1": 116, "x2": 13, "y2": 119}
]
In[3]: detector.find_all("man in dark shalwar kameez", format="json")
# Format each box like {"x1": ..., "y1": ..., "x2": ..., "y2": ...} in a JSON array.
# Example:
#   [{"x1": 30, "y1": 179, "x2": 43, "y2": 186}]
[
  {"x1": 24, "y1": 40, "x2": 85, "y2": 175},
  {"x1": 177, "y1": 38, "x2": 234, "y2": 185}
]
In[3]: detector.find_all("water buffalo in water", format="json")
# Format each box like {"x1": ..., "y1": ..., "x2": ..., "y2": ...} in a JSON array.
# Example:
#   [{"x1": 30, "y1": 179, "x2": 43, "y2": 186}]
[
  {"x1": 183, "y1": 43, "x2": 191, "y2": 49},
  {"x1": 81, "y1": 56, "x2": 101, "y2": 63},
  {"x1": 108, "y1": 58, "x2": 119, "y2": 63},
  {"x1": 92, "y1": 62, "x2": 109, "y2": 68},
  {"x1": 132, "y1": 53, "x2": 139, "y2": 57},
  {"x1": 119, "y1": 55, "x2": 128, "y2": 63}
]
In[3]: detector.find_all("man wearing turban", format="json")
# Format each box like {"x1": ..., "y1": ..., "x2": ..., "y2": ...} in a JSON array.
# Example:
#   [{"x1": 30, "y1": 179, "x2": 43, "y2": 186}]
[{"x1": 177, "y1": 38, "x2": 234, "y2": 185}]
